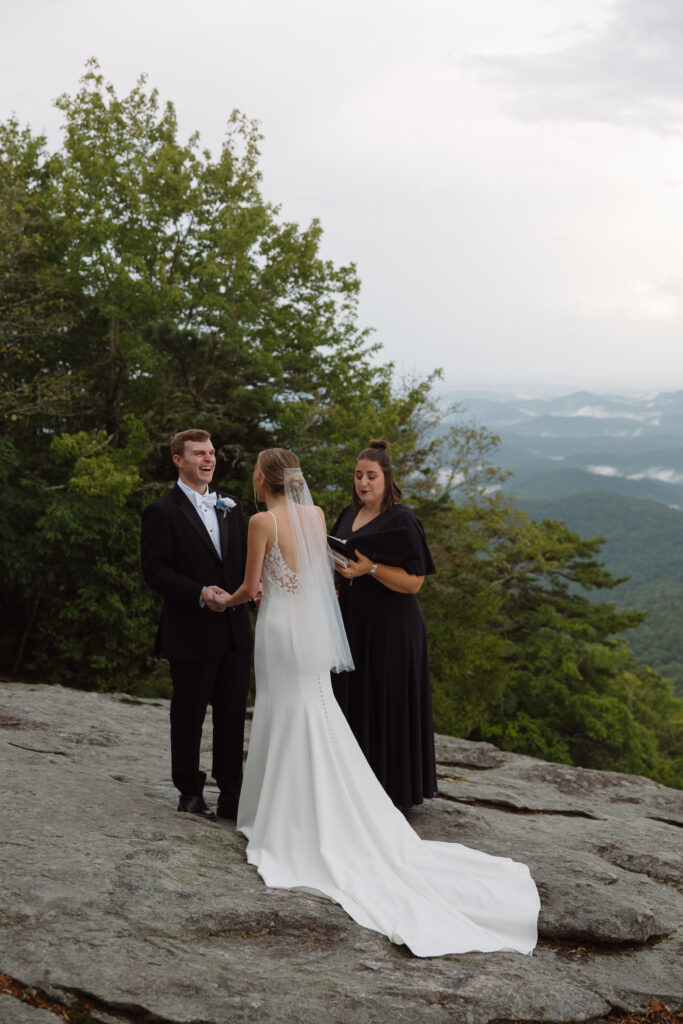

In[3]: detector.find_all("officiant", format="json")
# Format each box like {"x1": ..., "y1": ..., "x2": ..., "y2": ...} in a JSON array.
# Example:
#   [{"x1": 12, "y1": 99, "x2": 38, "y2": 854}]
[{"x1": 331, "y1": 440, "x2": 437, "y2": 810}]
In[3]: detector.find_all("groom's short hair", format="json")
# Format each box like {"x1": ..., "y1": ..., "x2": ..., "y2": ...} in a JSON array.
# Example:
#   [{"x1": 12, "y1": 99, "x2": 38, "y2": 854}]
[{"x1": 170, "y1": 429, "x2": 211, "y2": 458}]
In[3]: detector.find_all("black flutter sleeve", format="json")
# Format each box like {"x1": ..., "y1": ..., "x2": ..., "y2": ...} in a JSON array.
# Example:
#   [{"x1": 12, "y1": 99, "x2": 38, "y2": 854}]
[{"x1": 389, "y1": 507, "x2": 436, "y2": 576}]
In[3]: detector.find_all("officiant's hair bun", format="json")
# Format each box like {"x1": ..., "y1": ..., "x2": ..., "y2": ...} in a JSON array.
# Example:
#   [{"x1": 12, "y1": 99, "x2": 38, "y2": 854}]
[
  {"x1": 353, "y1": 439, "x2": 402, "y2": 512},
  {"x1": 357, "y1": 438, "x2": 391, "y2": 463},
  {"x1": 257, "y1": 448, "x2": 301, "y2": 494}
]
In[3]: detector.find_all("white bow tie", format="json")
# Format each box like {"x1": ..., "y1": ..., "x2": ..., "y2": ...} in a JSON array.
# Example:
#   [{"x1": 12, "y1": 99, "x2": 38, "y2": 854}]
[{"x1": 198, "y1": 491, "x2": 217, "y2": 509}]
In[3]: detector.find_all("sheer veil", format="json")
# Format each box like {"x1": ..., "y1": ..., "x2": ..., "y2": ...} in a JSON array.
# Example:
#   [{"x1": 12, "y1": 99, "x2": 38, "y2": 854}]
[{"x1": 284, "y1": 468, "x2": 354, "y2": 674}]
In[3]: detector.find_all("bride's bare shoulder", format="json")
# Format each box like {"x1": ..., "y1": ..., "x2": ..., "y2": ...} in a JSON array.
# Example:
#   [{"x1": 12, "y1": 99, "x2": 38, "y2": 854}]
[{"x1": 249, "y1": 511, "x2": 274, "y2": 530}]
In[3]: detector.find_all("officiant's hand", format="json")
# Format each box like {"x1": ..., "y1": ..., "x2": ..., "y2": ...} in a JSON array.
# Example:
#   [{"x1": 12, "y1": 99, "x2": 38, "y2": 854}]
[
  {"x1": 339, "y1": 555, "x2": 423, "y2": 595},
  {"x1": 202, "y1": 586, "x2": 229, "y2": 612},
  {"x1": 337, "y1": 551, "x2": 374, "y2": 579}
]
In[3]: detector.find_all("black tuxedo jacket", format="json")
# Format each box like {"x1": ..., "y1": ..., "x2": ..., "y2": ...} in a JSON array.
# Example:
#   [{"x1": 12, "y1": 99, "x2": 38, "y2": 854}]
[{"x1": 140, "y1": 484, "x2": 253, "y2": 661}]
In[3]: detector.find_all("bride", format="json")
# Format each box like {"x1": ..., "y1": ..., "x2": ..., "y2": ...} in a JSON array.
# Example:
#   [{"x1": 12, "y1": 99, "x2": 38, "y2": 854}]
[{"x1": 221, "y1": 448, "x2": 540, "y2": 958}]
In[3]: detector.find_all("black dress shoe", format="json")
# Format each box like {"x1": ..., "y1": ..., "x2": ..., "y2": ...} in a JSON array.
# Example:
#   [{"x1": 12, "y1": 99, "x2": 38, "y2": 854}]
[
  {"x1": 216, "y1": 795, "x2": 239, "y2": 820},
  {"x1": 177, "y1": 794, "x2": 216, "y2": 821}
]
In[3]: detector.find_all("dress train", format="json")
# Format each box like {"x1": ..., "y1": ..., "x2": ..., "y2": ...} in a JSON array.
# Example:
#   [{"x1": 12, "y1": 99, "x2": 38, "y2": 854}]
[{"x1": 236, "y1": 532, "x2": 540, "y2": 958}]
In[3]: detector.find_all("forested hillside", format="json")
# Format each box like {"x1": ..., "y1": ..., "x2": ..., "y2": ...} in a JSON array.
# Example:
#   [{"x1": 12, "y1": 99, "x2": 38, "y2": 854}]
[
  {"x1": 2, "y1": 63, "x2": 681, "y2": 788},
  {"x1": 522, "y1": 492, "x2": 683, "y2": 696},
  {"x1": 511, "y1": 465, "x2": 683, "y2": 505}
]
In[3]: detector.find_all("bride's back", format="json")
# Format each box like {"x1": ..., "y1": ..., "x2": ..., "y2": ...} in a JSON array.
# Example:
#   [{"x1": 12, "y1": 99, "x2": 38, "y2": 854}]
[
  {"x1": 266, "y1": 507, "x2": 297, "y2": 572},
  {"x1": 263, "y1": 504, "x2": 326, "y2": 578}
]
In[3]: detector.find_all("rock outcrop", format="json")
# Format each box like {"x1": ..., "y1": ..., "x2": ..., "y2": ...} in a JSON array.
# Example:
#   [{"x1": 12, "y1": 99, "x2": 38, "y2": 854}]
[{"x1": 0, "y1": 682, "x2": 681, "y2": 1024}]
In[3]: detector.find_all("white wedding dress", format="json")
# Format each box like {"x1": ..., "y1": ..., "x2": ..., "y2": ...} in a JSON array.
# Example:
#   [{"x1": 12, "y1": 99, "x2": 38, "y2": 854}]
[{"x1": 236, "y1": 514, "x2": 540, "y2": 958}]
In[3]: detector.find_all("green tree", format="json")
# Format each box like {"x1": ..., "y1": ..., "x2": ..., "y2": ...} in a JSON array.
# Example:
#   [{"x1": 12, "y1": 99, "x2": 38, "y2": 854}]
[
  {"x1": 0, "y1": 118, "x2": 75, "y2": 426},
  {"x1": 0, "y1": 61, "x2": 421, "y2": 686},
  {"x1": 43, "y1": 61, "x2": 380, "y2": 485},
  {"x1": 0, "y1": 421, "x2": 164, "y2": 692}
]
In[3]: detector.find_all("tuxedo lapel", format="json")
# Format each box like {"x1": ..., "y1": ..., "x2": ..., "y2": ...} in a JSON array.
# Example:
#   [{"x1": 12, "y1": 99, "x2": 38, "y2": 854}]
[{"x1": 172, "y1": 485, "x2": 222, "y2": 563}]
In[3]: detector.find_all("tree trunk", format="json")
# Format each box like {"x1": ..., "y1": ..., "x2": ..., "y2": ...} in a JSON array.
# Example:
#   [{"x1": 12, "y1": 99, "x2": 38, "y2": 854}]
[{"x1": 12, "y1": 585, "x2": 43, "y2": 676}]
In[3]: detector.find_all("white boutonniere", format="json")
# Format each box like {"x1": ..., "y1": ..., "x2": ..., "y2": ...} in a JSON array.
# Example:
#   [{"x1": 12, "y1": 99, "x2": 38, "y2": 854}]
[{"x1": 216, "y1": 495, "x2": 236, "y2": 518}]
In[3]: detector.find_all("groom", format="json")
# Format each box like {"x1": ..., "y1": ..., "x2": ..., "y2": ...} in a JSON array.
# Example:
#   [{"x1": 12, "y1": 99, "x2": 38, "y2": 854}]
[{"x1": 140, "y1": 429, "x2": 252, "y2": 821}]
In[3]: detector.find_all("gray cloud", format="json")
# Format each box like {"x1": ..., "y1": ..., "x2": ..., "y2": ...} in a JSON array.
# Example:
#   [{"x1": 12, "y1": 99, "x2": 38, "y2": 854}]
[{"x1": 474, "y1": 0, "x2": 683, "y2": 132}]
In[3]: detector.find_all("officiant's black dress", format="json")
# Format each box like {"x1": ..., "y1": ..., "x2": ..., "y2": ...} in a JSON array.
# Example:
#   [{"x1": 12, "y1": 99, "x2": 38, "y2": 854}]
[{"x1": 331, "y1": 503, "x2": 438, "y2": 809}]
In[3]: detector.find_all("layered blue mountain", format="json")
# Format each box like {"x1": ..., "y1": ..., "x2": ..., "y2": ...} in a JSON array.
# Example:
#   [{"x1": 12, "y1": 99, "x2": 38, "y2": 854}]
[
  {"x1": 440, "y1": 389, "x2": 683, "y2": 695},
  {"x1": 443, "y1": 389, "x2": 683, "y2": 508}
]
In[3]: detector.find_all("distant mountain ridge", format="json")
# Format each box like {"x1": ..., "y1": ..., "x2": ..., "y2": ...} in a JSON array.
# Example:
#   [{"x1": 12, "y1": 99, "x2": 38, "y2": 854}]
[
  {"x1": 446, "y1": 388, "x2": 683, "y2": 439},
  {"x1": 443, "y1": 388, "x2": 683, "y2": 508}
]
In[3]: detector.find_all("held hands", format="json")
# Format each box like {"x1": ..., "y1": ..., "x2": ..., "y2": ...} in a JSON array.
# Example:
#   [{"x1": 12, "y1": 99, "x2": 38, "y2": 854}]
[
  {"x1": 337, "y1": 551, "x2": 374, "y2": 580},
  {"x1": 202, "y1": 585, "x2": 231, "y2": 612},
  {"x1": 202, "y1": 583, "x2": 263, "y2": 611}
]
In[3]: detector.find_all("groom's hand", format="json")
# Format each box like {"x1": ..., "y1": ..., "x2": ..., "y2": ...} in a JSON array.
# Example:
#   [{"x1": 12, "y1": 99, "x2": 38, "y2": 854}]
[{"x1": 202, "y1": 586, "x2": 229, "y2": 612}]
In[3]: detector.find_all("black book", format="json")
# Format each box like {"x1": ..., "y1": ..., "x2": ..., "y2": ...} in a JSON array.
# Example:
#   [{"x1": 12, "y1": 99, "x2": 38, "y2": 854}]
[{"x1": 327, "y1": 527, "x2": 418, "y2": 568}]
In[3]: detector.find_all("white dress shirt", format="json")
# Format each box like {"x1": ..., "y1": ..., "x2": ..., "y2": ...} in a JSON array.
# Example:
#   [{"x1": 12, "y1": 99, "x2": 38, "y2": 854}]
[{"x1": 177, "y1": 478, "x2": 222, "y2": 558}]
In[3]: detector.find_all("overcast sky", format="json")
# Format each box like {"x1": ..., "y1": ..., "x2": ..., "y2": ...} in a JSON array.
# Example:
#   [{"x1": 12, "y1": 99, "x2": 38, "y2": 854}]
[{"x1": 2, "y1": 0, "x2": 682, "y2": 394}]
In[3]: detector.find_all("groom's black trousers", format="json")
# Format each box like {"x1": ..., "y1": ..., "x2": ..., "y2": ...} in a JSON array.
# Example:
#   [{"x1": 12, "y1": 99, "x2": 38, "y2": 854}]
[{"x1": 169, "y1": 647, "x2": 251, "y2": 801}]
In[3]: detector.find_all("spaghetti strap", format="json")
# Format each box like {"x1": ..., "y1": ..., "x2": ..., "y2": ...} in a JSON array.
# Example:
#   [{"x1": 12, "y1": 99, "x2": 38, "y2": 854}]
[{"x1": 268, "y1": 509, "x2": 278, "y2": 542}]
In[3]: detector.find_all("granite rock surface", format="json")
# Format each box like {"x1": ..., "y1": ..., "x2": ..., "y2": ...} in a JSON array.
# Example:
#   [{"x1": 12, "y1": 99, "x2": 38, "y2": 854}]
[{"x1": 0, "y1": 683, "x2": 681, "y2": 1024}]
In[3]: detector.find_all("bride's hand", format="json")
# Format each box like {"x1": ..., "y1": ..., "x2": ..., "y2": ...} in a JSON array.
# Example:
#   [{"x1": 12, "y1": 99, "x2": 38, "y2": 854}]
[
  {"x1": 337, "y1": 551, "x2": 374, "y2": 579},
  {"x1": 203, "y1": 586, "x2": 230, "y2": 612}
]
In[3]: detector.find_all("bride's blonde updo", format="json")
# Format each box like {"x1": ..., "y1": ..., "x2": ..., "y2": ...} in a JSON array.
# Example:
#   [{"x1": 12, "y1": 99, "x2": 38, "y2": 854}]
[{"x1": 257, "y1": 448, "x2": 303, "y2": 494}]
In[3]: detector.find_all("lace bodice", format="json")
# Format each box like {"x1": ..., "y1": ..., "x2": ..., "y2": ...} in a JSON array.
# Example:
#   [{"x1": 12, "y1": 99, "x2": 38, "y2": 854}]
[{"x1": 262, "y1": 513, "x2": 298, "y2": 594}]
